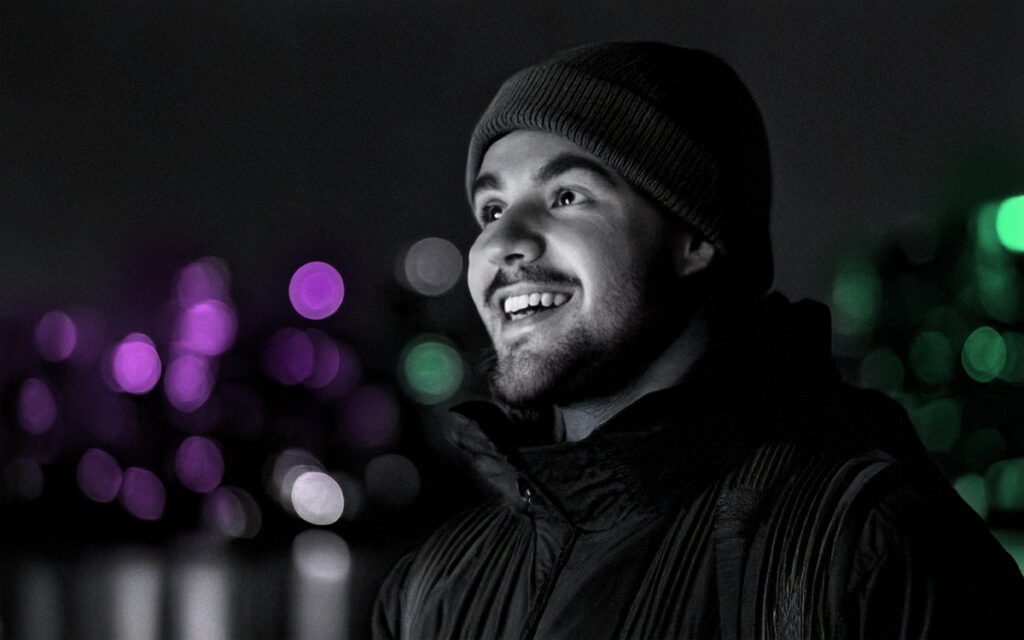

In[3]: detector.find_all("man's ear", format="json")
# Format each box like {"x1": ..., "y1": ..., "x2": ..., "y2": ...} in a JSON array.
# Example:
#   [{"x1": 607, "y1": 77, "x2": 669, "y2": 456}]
[{"x1": 673, "y1": 229, "x2": 715, "y2": 277}]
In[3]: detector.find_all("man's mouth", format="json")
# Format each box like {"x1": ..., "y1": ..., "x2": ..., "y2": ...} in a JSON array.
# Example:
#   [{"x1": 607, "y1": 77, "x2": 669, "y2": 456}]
[{"x1": 501, "y1": 291, "x2": 571, "y2": 321}]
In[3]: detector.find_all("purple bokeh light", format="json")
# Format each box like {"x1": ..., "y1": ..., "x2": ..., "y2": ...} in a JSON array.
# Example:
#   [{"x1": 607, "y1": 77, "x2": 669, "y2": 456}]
[
  {"x1": 176, "y1": 257, "x2": 230, "y2": 308},
  {"x1": 174, "y1": 436, "x2": 224, "y2": 494},
  {"x1": 77, "y1": 448, "x2": 123, "y2": 503},
  {"x1": 67, "y1": 308, "x2": 105, "y2": 365},
  {"x1": 34, "y1": 311, "x2": 78, "y2": 362},
  {"x1": 337, "y1": 385, "x2": 400, "y2": 449},
  {"x1": 288, "y1": 261, "x2": 344, "y2": 320},
  {"x1": 305, "y1": 329, "x2": 340, "y2": 390},
  {"x1": 165, "y1": 354, "x2": 215, "y2": 413},
  {"x1": 112, "y1": 334, "x2": 162, "y2": 394},
  {"x1": 176, "y1": 300, "x2": 237, "y2": 356},
  {"x1": 120, "y1": 467, "x2": 166, "y2": 521},
  {"x1": 264, "y1": 328, "x2": 315, "y2": 385},
  {"x1": 17, "y1": 378, "x2": 58, "y2": 435},
  {"x1": 201, "y1": 486, "x2": 262, "y2": 539}
]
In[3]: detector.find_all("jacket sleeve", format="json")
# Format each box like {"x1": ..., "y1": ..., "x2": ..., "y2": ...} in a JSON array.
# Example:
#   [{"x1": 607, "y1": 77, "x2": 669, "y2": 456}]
[
  {"x1": 836, "y1": 477, "x2": 1024, "y2": 639},
  {"x1": 372, "y1": 552, "x2": 415, "y2": 640}
]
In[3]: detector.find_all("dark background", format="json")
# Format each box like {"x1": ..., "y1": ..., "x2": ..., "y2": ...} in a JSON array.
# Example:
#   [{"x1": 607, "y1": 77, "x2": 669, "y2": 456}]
[{"x1": 3, "y1": 2, "x2": 1023, "y2": 638}]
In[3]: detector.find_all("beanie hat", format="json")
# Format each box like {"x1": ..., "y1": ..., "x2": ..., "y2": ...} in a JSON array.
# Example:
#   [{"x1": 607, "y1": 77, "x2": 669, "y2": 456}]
[{"x1": 466, "y1": 41, "x2": 773, "y2": 295}]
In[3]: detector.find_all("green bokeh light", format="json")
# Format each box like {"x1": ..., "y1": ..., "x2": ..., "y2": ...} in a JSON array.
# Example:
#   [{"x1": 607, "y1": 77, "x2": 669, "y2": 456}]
[
  {"x1": 998, "y1": 332, "x2": 1024, "y2": 384},
  {"x1": 953, "y1": 473, "x2": 988, "y2": 520},
  {"x1": 976, "y1": 262, "x2": 1021, "y2": 323},
  {"x1": 976, "y1": 203, "x2": 1001, "y2": 255},
  {"x1": 908, "y1": 398, "x2": 961, "y2": 453},
  {"x1": 995, "y1": 194, "x2": 1024, "y2": 252},
  {"x1": 986, "y1": 458, "x2": 1024, "y2": 512},
  {"x1": 908, "y1": 331, "x2": 954, "y2": 386},
  {"x1": 859, "y1": 347, "x2": 904, "y2": 393},
  {"x1": 832, "y1": 260, "x2": 882, "y2": 336},
  {"x1": 961, "y1": 326, "x2": 1007, "y2": 382},
  {"x1": 400, "y1": 336, "x2": 464, "y2": 405}
]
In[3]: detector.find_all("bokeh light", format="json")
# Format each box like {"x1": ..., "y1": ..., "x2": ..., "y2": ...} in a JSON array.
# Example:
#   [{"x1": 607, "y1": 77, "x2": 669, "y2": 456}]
[
  {"x1": 953, "y1": 473, "x2": 988, "y2": 519},
  {"x1": 337, "y1": 385, "x2": 400, "y2": 449},
  {"x1": 201, "y1": 486, "x2": 262, "y2": 538},
  {"x1": 34, "y1": 311, "x2": 78, "y2": 362},
  {"x1": 959, "y1": 428, "x2": 1008, "y2": 472},
  {"x1": 908, "y1": 398, "x2": 961, "y2": 453},
  {"x1": 908, "y1": 331, "x2": 954, "y2": 386},
  {"x1": 269, "y1": 448, "x2": 323, "y2": 508},
  {"x1": 986, "y1": 458, "x2": 1024, "y2": 512},
  {"x1": 831, "y1": 259, "x2": 882, "y2": 336},
  {"x1": 304, "y1": 329, "x2": 340, "y2": 390},
  {"x1": 998, "y1": 331, "x2": 1024, "y2": 384},
  {"x1": 4, "y1": 458, "x2": 45, "y2": 501},
  {"x1": 289, "y1": 261, "x2": 344, "y2": 320},
  {"x1": 961, "y1": 326, "x2": 1007, "y2": 382},
  {"x1": 165, "y1": 354, "x2": 215, "y2": 413},
  {"x1": 77, "y1": 448, "x2": 123, "y2": 503},
  {"x1": 176, "y1": 300, "x2": 237, "y2": 356},
  {"x1": 995, "y1": 194, "x2": 1024, "y2": 252},
  {"x1": 399, "y1": 336, "x2": 463, "y2": 404},
  {"x1": 292, "y1": 529, "x2": 351, "y2": 583},
  {"x1": 364, "y1": 453, "x2": 421, "y2": 509},
  {"x1": 264, "y1": 328, "x2": 315, "y2": 385},
  {"x1": 176, "y1": 257, "x2": 231, "y2": 308},
  {"x1": 112, "y1": 334, "x2": 162, "y2": 394},
  {"x1": 315, "y1": 340, "x2": 362, "y2": 399},
  {"x1": 17, "y1": 378, "x2": 58, "y2": 435},
  {"x1": 174, "y1": 436, "x2": 225, "y2": 494},
  {"x1": 120, "y1": 467, "x2": 166, "y2": 521},
  {"x1": 858, "y1": 347, "x2": 904, "y2": 393},
  {"x1": 400, "y1": 237, "x2": 463, "y2": 296},
  {"x1": 291, "y1": 471, "x2": 345, "y2": 525}
]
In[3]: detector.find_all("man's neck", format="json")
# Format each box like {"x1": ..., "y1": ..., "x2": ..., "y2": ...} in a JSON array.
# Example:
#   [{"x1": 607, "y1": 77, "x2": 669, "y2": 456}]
[{"x1": 557, "y1": 304, "x2": 713, "y2": 442}]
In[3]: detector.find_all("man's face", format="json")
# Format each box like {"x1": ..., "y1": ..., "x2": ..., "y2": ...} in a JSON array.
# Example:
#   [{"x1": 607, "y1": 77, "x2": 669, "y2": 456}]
[{"x1": 467, "y1": 130, "x2": 685, "y2": 407}]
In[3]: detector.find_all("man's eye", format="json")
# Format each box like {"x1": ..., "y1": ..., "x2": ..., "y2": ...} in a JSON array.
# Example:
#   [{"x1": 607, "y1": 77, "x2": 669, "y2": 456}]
[
  {"x1": 480, "y1": 204, "x2": 503, "y2": 223},
  {"x1": 553, "y1": 189, "x2": 581, "y2": 207}
]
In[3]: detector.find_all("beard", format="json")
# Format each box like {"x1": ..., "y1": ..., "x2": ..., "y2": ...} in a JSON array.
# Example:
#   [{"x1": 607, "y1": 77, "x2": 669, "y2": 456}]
[{"x1": 485, "y1": 254, "x2": 699, "y2": 413}]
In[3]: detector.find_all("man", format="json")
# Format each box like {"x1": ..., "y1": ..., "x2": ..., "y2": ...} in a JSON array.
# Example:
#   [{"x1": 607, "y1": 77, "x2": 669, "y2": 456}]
[{"x1": 374, "y1": 42, "x2": 1024, "y2": 638}]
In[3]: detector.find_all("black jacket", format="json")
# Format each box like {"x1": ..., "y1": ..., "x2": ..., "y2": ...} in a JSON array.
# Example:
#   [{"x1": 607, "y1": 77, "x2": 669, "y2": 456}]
[{"x1": 375, "y1": 297, "x2": 1024, "y2": 638}]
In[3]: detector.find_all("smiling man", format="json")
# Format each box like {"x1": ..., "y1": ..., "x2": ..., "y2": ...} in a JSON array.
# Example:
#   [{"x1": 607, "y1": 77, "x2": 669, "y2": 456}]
[{"x1": 374, "y1": 42, "x2": 1023, "y2": 639}]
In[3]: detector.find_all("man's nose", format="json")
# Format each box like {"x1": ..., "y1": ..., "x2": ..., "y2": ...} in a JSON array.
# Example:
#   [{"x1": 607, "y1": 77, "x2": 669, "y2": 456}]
[{"x1": 475, "y1": 204, "x2": 545, "y2": 267}]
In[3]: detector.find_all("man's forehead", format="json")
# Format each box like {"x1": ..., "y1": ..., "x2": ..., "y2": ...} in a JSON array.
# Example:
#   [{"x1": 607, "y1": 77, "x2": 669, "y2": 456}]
[{"x1": 473, "y1": 130, "x2": 619, "y2": 195}]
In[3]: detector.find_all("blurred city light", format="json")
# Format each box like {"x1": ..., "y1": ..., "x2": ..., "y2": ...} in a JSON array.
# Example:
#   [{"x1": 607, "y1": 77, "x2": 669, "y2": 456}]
[
  {"x1": 953, "y1": 472, "x2": 988, "y2": 519},
  {"x1": 998, "y1": 331, "x2": 1024, "y2": 383},
  {"x1": 304, "y1": 329, "x2": 340, "y2": 390},
  {"x1": 120, "y1": 467, "x2": 166, "y2": 521},
  {"x1": 400, "y1": 237, "x2": 463, "y2": 296},
  {"x1": 831, "y1": 259, "x2": 882, "y2": 337},
  {"x1": 337, "y1": 384, "x2": 400, "y2": 449},
  {"x1": 77, "y1": 448, "x2": 123, "y2": 503},
  {"x1": 292, "y1": 529, "x2": 352, "y2": 582},
  {"x1": 174, "y1": 436, "x2": 225, "y2": 494},
  {"x1": 399, "y1": 335, "x2": 463, "y2": 404},
  {"x1": 201, "y1": 486, "x2": 262, "y2": 539},
  {"x1": 291, "y1": 530, "x2": 351, "y2": 638},
  {"x1": 17, "y1": 377, "x2": 58, "y2": 435},
  {"x1": 291, "y1": 470, "x2": 345, "y2": 525},
  {"x1": 269, "y1": 448, "x2": 323, "y2": 509},
  {"x1": 858, "y1": 347, "x2": 904, "y2": 393},
  {"x1": 172, "y1": 555, "x2": 230, "y2": 640},
  {"x1": 4, "y1": 458, "x2": 45, "y2": 501},
  {"x1": 986, "y1": 458, "x2": 1024, "y2": 512},
  {"x1": 112, "y1": 549, "x2": 163, "y2": 640},
  {"x1": 164, "y1": 353, "x2": 216, "y2": 413},
  {"x1": 995, "y1": 194, "x2": 1024, "y2": 252},
  {"x1": 908, "y1": 331, "x2": 955, "y2": 386},
  {"x1": 34, "y1": 310, "x2": 77, "y2": 362},
  {"x1": 176, "y1": 257, "x2": 231, "y2": 308},
  {"x1": 112, "y1": 333, "x2": 162, "y2": 394},
  {"x1": 908, "y1": 399, "x2": 961, "y2": 453},
  {"x1": 365, "y1": 453, "x2": 421, "y2": 509},
  {"x1": 264, "y1": 327, "x2": 315, "y2": 385},
  {"x1": 961, "y1": 326, "x2": 1007, "y2": 382},
  {"x1": 176, "y1": 300, "x2": 238, "y2": 356},
  {"x1": 289, "y1": 261, "x2": 345, "y2": 320}
]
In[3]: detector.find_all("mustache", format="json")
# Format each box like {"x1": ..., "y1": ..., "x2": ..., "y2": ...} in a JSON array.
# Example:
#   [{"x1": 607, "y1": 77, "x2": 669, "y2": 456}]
[{"x1": 484, "y1": 265, "x2": 581, "y2": 307}]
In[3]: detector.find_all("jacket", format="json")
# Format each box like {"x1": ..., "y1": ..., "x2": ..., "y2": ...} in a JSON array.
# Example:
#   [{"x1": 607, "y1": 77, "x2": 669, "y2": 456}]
[{"x1": 374, "y1": 297, "x2": 1024, "y2": 638}]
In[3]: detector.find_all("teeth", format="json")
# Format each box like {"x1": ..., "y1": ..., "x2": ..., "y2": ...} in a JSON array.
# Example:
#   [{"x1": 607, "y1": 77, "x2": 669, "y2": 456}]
[{"x1": 502, "y1": 292, "x2": 571, "y2": 315}]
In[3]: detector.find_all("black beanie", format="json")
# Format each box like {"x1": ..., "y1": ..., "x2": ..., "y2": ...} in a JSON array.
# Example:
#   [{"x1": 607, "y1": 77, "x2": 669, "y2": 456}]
[{"x1": 466, "y1": 41, "x2": 773, "y2": 295}]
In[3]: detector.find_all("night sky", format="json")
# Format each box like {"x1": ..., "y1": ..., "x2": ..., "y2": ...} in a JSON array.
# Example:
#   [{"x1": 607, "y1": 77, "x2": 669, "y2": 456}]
[{"x1": 4, "y1": 1, "x2": 1023, "y2": 318}]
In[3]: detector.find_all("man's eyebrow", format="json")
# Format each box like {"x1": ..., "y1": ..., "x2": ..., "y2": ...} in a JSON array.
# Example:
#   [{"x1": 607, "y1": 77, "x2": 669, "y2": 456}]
[
  {"x1": 470, "y1": 173, "x2": 502, "y2": 201},
  {"x1": 533, "y1": 153, "x2": 617, "y2": 188}
]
